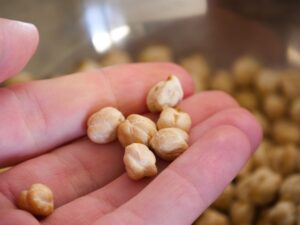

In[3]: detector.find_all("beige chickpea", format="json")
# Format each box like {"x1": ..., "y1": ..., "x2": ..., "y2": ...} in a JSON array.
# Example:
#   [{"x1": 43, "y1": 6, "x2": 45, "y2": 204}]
[
  {"x1": 4, "y1": 72, "x2": 33, "y2": 86},
  {"x1": 138, "y1": 44, "x2": 173, "y2": 62},
  {"x1": 268, "y1": 201, "x2": 296, "y2": 225},
  {"x1": 252, "y1": 140, "x2": 271, "y2": 169},
  {"x1": 18, "y1": 183, "x2": 54, "y2": 217},
  {"x1": 87, "y1": 107, "x2": 125, "y2": 144},
  {"x1": 150, "y1": 128, "x2": 189, "y2": 161},
  {"x1": 118, "y1": 114, "x2": 157, "y2": 147},
  {"x1": 157, "y1": 107, "x2": 191, "y2": 132},
  {"x1": 230, "y1": 201, "x2": 255, "y2": 225},
  {"x1": 236, "y1": 158, "x2": 254, "y2": 180},
  {"x1": 212, "y1": 184, "x2": 235, "y2": 211},
  {"x1": 236, "y1": 167, "x2": 282, "y2": 205},
  {"x1": 253, "y1": 111, "x2": 270, "y2": 135},
  {"x1": 272, "y1": 120, "x2": 300, "y2": 144},
  {"x1": 263, "y1": 94, "x2": 287, "y2": 120},
  {"x1": 76, "y1": 59, "x2": 100, "y2": 72},
  {"x1": 146, "y1": 75, "x2": 184, "y2": 112},
  {"x1": 100, "y1": 49, "x2": 132, "y2": 66},
  {"x1": 179, "y1": 54, "x2": 210, "y2": 92},
  {"x1": 290, "y1": 98, "x2": 300, "y2": 123},
  {"x1": 255, "y1": 69, "x2": 280, "y2": 95},
  {"x1": 194, "y1": 209, "x2": 230, "y2": 225},
  {"x1": 123, "y1": 143, "x2": 157, "y2": 180},
  {"x1": 210, "y1": 70, "x2": 235, "y2": 94},
  {"x1": 232, "y1": 56, "x2": 261, "y2": 87},
  {"x1": 235, "y1": 90, "x2": 258, "y2": 111},
  {"x1": 280, "y1": 174, "x2": 300, "y2": 204},
  {"x1": 268, "y1": 145, "x2": 298, "y2": 176},
  {"x1": 280, "y1": 70, "x2": 300, "y2": 99}
]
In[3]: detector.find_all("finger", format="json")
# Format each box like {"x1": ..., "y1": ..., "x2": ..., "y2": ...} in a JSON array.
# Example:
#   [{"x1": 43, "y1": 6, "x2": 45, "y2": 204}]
[
  {"x1": 0, "y1": 19, "x2": 39, "y2": 82},
  {"x1": 42, "y1": 106, "x2": 259, "y2": 225},
  {"x1": 0, "y1": 209, "x2": 39, "y2": 225},
  {"x1": 93, "y1": 126, "x2": 254, "y2": 225},
  {"x1": 0, "y1": 63, "x2": 193, "y2": 166},
  {"x1": 0, "y1": 92, "x2": 238, "y2": 208}
]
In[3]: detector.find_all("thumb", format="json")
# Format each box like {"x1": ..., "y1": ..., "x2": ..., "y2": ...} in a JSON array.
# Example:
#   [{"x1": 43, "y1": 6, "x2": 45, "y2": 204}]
[{"x1": 0, "y1": 18, "x2": 39, "y2": 82}]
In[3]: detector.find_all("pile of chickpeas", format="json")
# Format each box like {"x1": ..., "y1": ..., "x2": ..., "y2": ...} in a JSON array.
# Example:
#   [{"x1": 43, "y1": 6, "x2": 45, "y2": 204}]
[{"x1": 4, "y1": 45, "x2": 300, "y2": 225}]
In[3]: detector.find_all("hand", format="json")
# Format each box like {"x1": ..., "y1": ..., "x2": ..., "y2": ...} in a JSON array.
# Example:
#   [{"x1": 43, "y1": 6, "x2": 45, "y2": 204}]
[{"x1": 0, "y1": 19, "x2": 262, "y2": 225}]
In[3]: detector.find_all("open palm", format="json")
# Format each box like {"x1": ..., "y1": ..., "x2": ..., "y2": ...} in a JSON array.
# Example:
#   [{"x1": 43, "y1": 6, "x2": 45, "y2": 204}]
[{"x1": 0, "y1": 19, "x2": 262, "y2": 225}]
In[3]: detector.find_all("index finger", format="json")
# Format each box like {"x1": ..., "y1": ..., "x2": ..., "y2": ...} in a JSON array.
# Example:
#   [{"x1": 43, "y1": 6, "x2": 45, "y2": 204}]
[{"x1": 0, "y1": 63, "x2": 193, "y2": 166}]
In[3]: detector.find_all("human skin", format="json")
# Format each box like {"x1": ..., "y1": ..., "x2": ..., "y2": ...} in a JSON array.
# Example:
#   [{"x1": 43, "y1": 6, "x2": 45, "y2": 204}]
[{"x1": 0, "y1": 18, "x2": 262, "y2": 225}]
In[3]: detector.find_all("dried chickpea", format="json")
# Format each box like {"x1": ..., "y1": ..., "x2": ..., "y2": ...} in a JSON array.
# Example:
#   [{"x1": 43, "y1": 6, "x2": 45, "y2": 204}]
[
  {"x1": 255, "y1": 69, "x2": 280, "y2": 95},
  {"x1": 230, "y1": 201, "x2": 255, "y2": 225},
  {"x1": 236, "y1": 167, "x2": 282, "y2": 205},
  {"x1": 150, "y1": 128, "x2": 189, "y2": 161},
  {"x1": 268, "y1": 201, "x2": 296, "y2": 225},
  {"x1": 210, "y1": 70, "x2": 235, "y2": 94},
  {"x1": 179, "y1": 54, "x2": 210, "y2": 92},
  {"x1": 236, "y1": 158, "x2": 254, "y2": 180},
  {"x1": 194, "y1": 209, "x2": 230, "y2": 225},
  {"x1": 280, "y1": 174, "x2": 300, "y2": 204},
  {"x1": 157, "y1": 107, "x2": 191, "y2": 132},
  {"x1": 146, "y1": 75, "x2": 184, "y2": 112},
  {"x1": 212, "y1": 184, "x2": 235, "y2": 211},
  {"x1": 87, "y1": 107, "x2": 125, "y2": 144},
  {"x1": 232, "y1": 56, "x2": 260, "y2": 87},
  {"x1": 76, "y1": 59, "x2": 100, "y2": 72},
  {"x1": 138, "y1": 44, "x2": 173, "y2": 62},
  {"x1": 290, "y1": 98, "x2": 300, "y2": 123},
  {"x1": 263, "y1": 94, "x2": 287, "y2": 120},
  {"x1": 272, "y1": 120, "x2": 300, "y2": 144},
  {"x1": 100, "y1": 49, "x2": 132, "y2": 66},
  {"x1": 18, "y1": 183, "x2": 54, "y2": 217},
  {"x1": 235, "y1": 90, "x2": 258, "y2": 111},
  {"x1": 4, "y1": 72, "x2": 33, "y2": 86},
  {"x1": 253, "y1": 111, "x2": 270, "y2": 135},
  {"x1": 123, "y1": 143, "x2": 157, "y2": 180},
  {"x1": 252, "y1": 140, "x2": 271, "y2": 169},
  {"x1": 280, "y1": 70, "x2": 300, "y2": 99},
  {"x1": 268, "y1": 145, "x2": 298, "y2": 176},
  {"x1": 118, "y1": 114, "x2": 157, "y2": 147}
]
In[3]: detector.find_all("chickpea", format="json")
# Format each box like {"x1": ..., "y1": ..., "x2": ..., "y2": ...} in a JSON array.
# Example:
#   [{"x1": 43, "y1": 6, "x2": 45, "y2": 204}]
[
  {"x1": 18, "y1": 183, "x2": 54, "y2": 217},
  {"x1": 232, "y1": 56, "x2": 260, "y2": 87},
  {"x1": 146, "y1": 75, "x2": 184, "y2": 112},
  {"x1": 235, "y1": 90, "x2": 258, "y2": 111},
  {"x1": 253, "y1": 111, "x2": 270, "y2": 135},
  {"x1": 280, "y1": 70, "x2": 300, "y2": 99},
  {"x1": 236, "y1": 158, "x2": 254, "y2": 180},
  {"x1": 150, "y1": 128, "x2": 189, "y2": 161},
  {"x1": 212, "y1": 184, "x2": 235, "y2": 211},
  {"x1": 118, "y1": 114, "x2": 157, "y2": 147},
  {"x1": 230, "y1": 201, "x2": 255, "y2": 225},
  {"x1": 76, "y1": 59, "x2": 100, "y2": 72},
  {"x1": 236, "y1": 167, "x2": 282, "y2": 205},
  {"x1": 179, "y1": 54, "x2": 210, "y2": 92},
  {"x1": 290, "y1": 98, "x2": 300, "y2": 123},
  {"x1": 210, "y1": 70, "x2": 235, "y2": 94},
  {"x1": 263, "y1": 94, "x2": 287, "y2": 120},
  {"x1": 157, "y1": 107, "x2": 191, "y2": 132},
  {"x1": 255, "y1": 69, "x2": 280, "y2": 95},
  {"x1": 123, "y1": 143, "x2": 157, "y2": 180},
  {"x1": 272, "y1": 120, "x2": 300, "y2": 144},
  {"x1": 268, "y1": 201, "x2": 296, "y2": 225},
  {"x1": 100, "y1": 49, "x2": 132, "y2": 66},
  {"x1": 252, "y1": 140, "x2": 271, "y2": 169},
  {"x1": 268, "y1": 144, "x2": 298, "y2": 176},
  {"x1": 87, "y1": 107, "x2": 125, "y2": 144},
  {"x1": 280, "y1": 174, "x2": 300, "y2": 204},
  {"x1": 194, "y1": 209, "x2": 230, "y2": 225},
  {"x1": 138, "y1": 44, "x2": 173, "y2": 62}
]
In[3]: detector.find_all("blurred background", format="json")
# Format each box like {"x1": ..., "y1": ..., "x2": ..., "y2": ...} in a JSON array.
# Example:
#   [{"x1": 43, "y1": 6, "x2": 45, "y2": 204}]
[{"x1": 1, "y1": 0, "x2": 300, "y2": 224}]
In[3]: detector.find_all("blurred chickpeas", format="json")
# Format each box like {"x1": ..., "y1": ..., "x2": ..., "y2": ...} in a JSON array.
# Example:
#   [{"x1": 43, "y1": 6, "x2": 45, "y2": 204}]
[
  {"x1": 290, "y1": 97, "x2": 300, "y2": 123},
  {"x1": 194, "y1": 209, "x2": 230, "y2": 225},
  {"x1": 179, "y1": 54, "x2": 210, "y2": 92},
  {"x1": 235, "y1": 90, "x2": 258, "y2": 111},
  {"x1": 232, "y1": 56, "x2": 260, "y2": 87},
  {"x1": 212, "y1": 184, "x2": 235, "y2": 212},
  {"x1": 230, "y1": 201, "x2": 255, "y2": 225},
  {"x1": 252, "y1": 140, "x2": 271, "y2": 169},
  {"x1": 76, "y1": 59, "x2": 100, "y2": 72},
  {"x1": 272, "y1": 119, "x2": 300, "y2": 144},
  {"x1": 210, "y1": 70, "x2": 235, "y2": 94},
  {"x1": 253, "y1": 111, "x2": 270, "y2": 135},
  {"x1": 280, "y1": 174, "x2": 300, "y2": 204},
  {"x1": 100, "y1": 49, "x2": 132, "y2": 66},
  {"x1": 263, "y1": 94, "x2": 287, "y2": 120},
  {"x1": 268, "y1": 201, "x2": 296, "y2": 225},
  {"x1": 280, "y1": 70, "x2": 300, "y2": 99},
  {"x1": 138, "y1": 44, "x2": 173, "y2": 62},
  {"x1": 255, "y1": 69, "x2": 280, "y2": 95}
]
